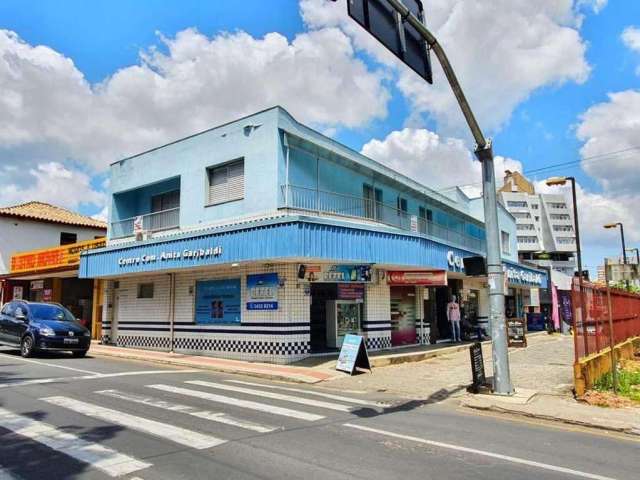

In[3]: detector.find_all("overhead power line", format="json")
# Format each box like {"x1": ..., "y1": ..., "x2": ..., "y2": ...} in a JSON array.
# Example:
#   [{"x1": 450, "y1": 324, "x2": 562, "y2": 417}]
[{"x1": 433, "y1": 145, "x2": 640, "y2": 193}]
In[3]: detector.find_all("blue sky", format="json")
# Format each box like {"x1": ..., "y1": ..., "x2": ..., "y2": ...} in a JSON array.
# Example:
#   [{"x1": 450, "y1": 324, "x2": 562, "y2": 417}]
[{"x1": 0, "y1": 0, "x2": 638, "y2": 273}]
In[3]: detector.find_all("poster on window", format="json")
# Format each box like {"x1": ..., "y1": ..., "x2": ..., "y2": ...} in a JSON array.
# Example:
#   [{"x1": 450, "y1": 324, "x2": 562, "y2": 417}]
[
  {"x1": 195, "y1": 279, "x2": 241, "y2": 324},
  {"x1": 246, "y1": 273, "x2": 278, "y2": 310}
]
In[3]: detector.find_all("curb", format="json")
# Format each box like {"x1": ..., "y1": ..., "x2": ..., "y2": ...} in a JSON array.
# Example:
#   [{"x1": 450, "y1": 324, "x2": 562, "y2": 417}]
[
  {"x1": 89, "y1": 348, "x2": 330, "y2": 384},
  {"x1": 461, "y1": 402, "x2": 640, "y2": 437}
]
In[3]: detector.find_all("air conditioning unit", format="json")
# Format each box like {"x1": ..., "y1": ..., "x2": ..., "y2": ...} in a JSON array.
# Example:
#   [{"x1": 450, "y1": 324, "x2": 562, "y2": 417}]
[{"x1": 135, "y1": 230, "x2": 151, "y2": 241}]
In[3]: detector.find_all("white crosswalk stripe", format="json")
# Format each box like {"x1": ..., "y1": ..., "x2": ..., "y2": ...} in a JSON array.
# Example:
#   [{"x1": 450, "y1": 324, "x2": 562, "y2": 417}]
[
  {"x1": 96, "y1": 389, "x2": 276, "y2": 433},
  {"x1": 186, "y1": 380, "x2": 354, "y2": 412},
  {"x1": 41, "y1": 396, "x2": 225, "y2": 450},
  {"x1": 226, "y1": 380, "x2": 390, "y2": 407},
  {"x1": 147, "y1": 384, "x2": 325, "y2": 421},
  {"x1": 0, "y1": 407, "x2": 151, "y2": 477}
]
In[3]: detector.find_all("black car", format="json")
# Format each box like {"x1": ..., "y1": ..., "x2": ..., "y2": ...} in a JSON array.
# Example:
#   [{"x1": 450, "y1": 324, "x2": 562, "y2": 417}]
[{"x1": 0, "y1": 300, "x2": 91, "y2": 357}]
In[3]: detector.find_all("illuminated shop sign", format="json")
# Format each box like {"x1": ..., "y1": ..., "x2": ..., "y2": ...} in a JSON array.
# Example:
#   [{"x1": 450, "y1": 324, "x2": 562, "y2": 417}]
[
  {"x1": 297, "y1": 264, "x2": 372, "y2": 283},
  {"x1": 118, "y1": 246, "x2": 222, "y2": 267}
]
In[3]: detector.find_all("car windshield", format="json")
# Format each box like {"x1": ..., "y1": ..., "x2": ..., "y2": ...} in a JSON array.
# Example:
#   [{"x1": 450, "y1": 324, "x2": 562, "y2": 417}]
[{"x1": 29, "y1": 304, "x2": 75, "y2": 322}]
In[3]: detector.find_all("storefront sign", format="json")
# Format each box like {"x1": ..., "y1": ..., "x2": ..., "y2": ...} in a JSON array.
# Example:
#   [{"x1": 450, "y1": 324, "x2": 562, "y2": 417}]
[
  {"x1": 447, "y1": 251, "x2": 465, "y2": 271},
  {"x1": 336, "y1": 334, "x2": 371, "y2": 375},
  {"x1": 505, "y1": 266, "x2": 543, "y2": 287},
  {"x1": 507, "y1": 318, "x2": 527, "y2": 347},
  {"x1": 118, "y1": 246, "x2": 222, "y2": 267},
  {"x1": 194, "y1": 278, "x2": 241, "y2": 324},
  {"x1": 11, "y1": 238, "x2": 106, "y2": 274},
  {"x1": 387, "y1": 270, "x2": 447, "y2": 286},
  {"x1": 246, "y1": 273, "x2": 278, "y2": 310},
  {"x1": 30, "y1": 280, "x2": 44, "y2": 290},
  {"x1": 337, "y1": 283, "x2": 365, "y2": 301},
  {"x1": 469, "y1": 342, "x2": 487, "y2": 393},
  {"x1": 297, "y1": 264, "x2": 372, "y2": 283}
]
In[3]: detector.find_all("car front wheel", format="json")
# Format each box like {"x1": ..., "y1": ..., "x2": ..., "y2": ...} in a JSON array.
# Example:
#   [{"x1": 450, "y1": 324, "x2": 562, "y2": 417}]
[{"x1": 21, "y1": 335, "x2": 35, "y2": 358}]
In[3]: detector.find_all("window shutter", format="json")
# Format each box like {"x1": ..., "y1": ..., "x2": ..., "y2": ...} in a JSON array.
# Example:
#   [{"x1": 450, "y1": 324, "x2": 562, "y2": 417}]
[
  {"x1": 226, "y1": 160, "x2": 244, "y2": 201},
  {"x1": 207, "y1": 159, "x2": 244, "y2": 205}
]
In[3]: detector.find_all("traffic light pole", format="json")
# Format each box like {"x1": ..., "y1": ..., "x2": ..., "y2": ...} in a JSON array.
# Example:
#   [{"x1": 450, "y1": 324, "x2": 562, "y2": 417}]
[{"x1": 385, "y1": 0, "x2": 513, "y2": 394}]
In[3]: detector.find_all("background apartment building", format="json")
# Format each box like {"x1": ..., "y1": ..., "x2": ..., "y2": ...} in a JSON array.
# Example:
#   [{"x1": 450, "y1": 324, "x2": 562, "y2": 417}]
[{"x1": 499, "y1": 171, "x2": 577, "y2": 276}]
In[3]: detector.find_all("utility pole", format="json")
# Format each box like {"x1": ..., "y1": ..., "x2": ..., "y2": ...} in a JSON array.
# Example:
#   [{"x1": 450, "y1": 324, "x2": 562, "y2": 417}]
[{"x1": 345, "y1": 0, "x2": 513, "y2": 394}]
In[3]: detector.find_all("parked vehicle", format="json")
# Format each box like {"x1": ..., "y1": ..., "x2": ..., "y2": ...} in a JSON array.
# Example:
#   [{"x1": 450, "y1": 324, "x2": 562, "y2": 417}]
[{"x1": 0, "y1": 300, "x2": 91, "y2": 358}]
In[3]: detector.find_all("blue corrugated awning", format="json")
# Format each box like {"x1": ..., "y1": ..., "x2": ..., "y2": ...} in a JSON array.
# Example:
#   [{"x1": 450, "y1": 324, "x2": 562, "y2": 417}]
[{"x1": 79, "y1": 218, "x2": 478, "y2": 278}]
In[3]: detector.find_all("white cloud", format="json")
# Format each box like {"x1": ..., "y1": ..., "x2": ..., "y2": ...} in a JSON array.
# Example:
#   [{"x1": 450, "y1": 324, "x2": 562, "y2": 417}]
[
  {"x1": 576, "y1": 89, "x2": 640, "y2": 193},
  {"x1": 360, "y1": 127, "x2": 522, "y2": 197},
  {"x1": 0, "y1": 162, "x2": 105, "y2": 211},
  {"x1": 0, "y1": 27, "x2": 390, "y2": 171},
  {"x1": 622, "y1": 26, "x2": 640, "y2": 52},
  {"x1": 622, "y1": 26, "x2": 640, "y2": 75},
  {"x1": 301, "y1": 0, "x2": 591, "y2": 136},
  {"x1": 577, "y1": 0, "x2": 608, "y2": 14}
]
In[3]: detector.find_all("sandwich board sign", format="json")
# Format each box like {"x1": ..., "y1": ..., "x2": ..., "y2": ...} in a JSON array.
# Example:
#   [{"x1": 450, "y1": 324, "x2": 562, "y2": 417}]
[{"x1": 336, "y1": 334, "x2": 371, "y2": 375}]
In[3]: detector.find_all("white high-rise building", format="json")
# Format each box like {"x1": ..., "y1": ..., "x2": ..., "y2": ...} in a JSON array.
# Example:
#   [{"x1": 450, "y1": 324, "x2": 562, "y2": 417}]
[{"x1": 499, "y1": 171, "x2": 577, "y2": 276}]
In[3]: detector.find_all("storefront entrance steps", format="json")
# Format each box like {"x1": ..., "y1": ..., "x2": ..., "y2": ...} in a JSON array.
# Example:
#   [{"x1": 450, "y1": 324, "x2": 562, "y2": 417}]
[{"x1": 88, "y1": 344, "x2": 338, "y2": 384}]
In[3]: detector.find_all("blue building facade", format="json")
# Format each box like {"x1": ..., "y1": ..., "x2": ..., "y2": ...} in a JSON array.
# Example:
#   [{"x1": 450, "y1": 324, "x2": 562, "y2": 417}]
[{"x1": 81, "y1": 107, "x2": 547, "y2": 363}]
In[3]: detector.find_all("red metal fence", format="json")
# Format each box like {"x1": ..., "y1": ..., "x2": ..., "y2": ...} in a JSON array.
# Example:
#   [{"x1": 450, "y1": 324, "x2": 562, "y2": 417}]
[{"x1": 571, "y1": 278, "x2": 640, "y2": 362}]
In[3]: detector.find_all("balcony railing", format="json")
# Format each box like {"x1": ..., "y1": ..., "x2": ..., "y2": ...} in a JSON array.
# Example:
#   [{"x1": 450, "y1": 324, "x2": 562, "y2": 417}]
[
  {"x1": 281, "y1": 185, "x2": 485, "y2": 252},
  {"x1": 110, "y1": 207, "x2": 180, "y2": 239}
]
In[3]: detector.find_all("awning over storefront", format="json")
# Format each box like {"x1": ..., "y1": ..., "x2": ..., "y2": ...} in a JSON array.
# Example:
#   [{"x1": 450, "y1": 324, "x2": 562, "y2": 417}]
[{"x1": 80, "y1": 217, "x2": 479, "y2": 279}]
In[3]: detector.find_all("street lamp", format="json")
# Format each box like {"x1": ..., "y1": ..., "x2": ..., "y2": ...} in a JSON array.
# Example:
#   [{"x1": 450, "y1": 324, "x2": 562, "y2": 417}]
[
  {"x1": 604, "y1": 223, "x2": 628, "y2": 265},
  {"x1": 604, "y1": 222, "x2": 628, "y2": 288},
  {"x1": 545, "y1": 176, "x2": 585, "y2": 350}
]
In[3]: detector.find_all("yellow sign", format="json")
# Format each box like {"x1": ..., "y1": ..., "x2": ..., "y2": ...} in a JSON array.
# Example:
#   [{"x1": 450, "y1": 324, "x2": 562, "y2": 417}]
[{"x1": 10, "y1": 238, "x2": 106, "y2": 274}]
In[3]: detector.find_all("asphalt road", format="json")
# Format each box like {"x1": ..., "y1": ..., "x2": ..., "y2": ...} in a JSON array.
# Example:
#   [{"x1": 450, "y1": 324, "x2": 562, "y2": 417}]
[{"x1": 0, "y1": 347, "x2": 637, "y2": 480}]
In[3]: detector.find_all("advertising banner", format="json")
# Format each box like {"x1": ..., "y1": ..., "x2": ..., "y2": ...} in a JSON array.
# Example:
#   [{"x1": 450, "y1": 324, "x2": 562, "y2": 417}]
[
  {"x1": 246, "y1": 273, "x2": 279, "y2": 310},
  {"x1": 11, "y1": 238, "x2": 106, "y2": 274},
  {"x1": 297, "y1": 264, "x2": 372, "y2": 283},
  {"x1": 195, "y1": 278, "x2": 241, "y2": 324},
  {"x1": 386, "y1": 270, "x2": 447, "y2": 286}
]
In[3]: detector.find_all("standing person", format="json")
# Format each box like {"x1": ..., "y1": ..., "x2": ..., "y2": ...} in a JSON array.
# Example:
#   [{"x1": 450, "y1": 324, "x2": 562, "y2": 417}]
[{"x1": 447, "y1": 295, "x2": 461, "y2": 342}]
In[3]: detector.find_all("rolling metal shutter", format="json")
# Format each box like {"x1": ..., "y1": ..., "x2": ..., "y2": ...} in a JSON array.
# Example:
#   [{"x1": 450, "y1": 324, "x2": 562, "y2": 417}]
[{"x1": 208, "y1": 159, "x2": 244, "y2": 205}]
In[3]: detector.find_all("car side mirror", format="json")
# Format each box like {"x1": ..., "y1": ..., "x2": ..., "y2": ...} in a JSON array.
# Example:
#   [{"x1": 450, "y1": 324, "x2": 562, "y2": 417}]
[{"x1": 15, "y1": 312, "x2": 27, "y2": 322}]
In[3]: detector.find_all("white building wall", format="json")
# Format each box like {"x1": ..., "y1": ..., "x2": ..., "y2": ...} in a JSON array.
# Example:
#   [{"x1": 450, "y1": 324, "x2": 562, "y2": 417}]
[
  {"x1": 0, "y1": 217, "x2": 105, "y2": 274},
  {"x1": 100, "y1": 263, "x2": 401, "y2": 363}
]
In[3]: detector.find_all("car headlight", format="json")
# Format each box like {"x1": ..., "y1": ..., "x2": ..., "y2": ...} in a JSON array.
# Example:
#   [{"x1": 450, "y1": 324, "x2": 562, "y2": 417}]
[
  {"x1": 40, "y1": 327, "x2": 55, "y2": 337},
  {"x1": 83, "y1": 331, "x2": 91, "y2": 337}
]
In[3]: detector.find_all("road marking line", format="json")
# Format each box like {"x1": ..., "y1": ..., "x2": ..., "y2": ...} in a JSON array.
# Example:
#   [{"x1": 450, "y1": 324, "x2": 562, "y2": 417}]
[
  {"x1": 41, "y1": 396, "x2": 225, "y2": 450},
  {"x1": 96, "y1": 389, "x2": 276, "y2": 433},
  {"x1": 226, "y1": 380, "x2": 390, "y2": 407},
  {"x1": 0, "y1": 353, "x2": 99, "y2": 374},
  {"x1": 186, "y1": 380, "x2": 352, "y2": 412},
  {"x1": 148, "y1": 384, "x2": 325, "y2": 421},
  {"x1": 0, "y1": 369, "x2": 201, "y2": 390},
  {"x1": 0, "y1": 407, "x2": 151, "y2": 477},
  {"x1": 343, "y1": 423, "x2": 619, "y2": 480}
]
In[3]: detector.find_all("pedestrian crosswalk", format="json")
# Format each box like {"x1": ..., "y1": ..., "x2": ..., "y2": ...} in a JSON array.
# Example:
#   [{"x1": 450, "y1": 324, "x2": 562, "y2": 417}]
[
  {"x1": 0, "y1": 406, "x2": 151, "y2": 477},
  {"x1": 0, "y1": 377, "x2": 387, "y2": 478}
]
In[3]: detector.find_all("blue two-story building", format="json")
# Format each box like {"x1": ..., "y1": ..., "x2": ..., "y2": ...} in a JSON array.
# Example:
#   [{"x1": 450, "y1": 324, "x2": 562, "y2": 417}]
[{"x1": 80, "y1": 107, "x2": 547, "y2": 363}]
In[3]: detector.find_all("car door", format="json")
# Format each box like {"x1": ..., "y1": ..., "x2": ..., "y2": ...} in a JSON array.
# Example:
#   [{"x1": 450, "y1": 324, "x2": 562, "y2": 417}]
[
  {"x1": 0, "y1": 302, "x2": 16, "y2": 344},
  {"x1": 8, "y1": 303, "x2": 29, "y2": 345}
]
